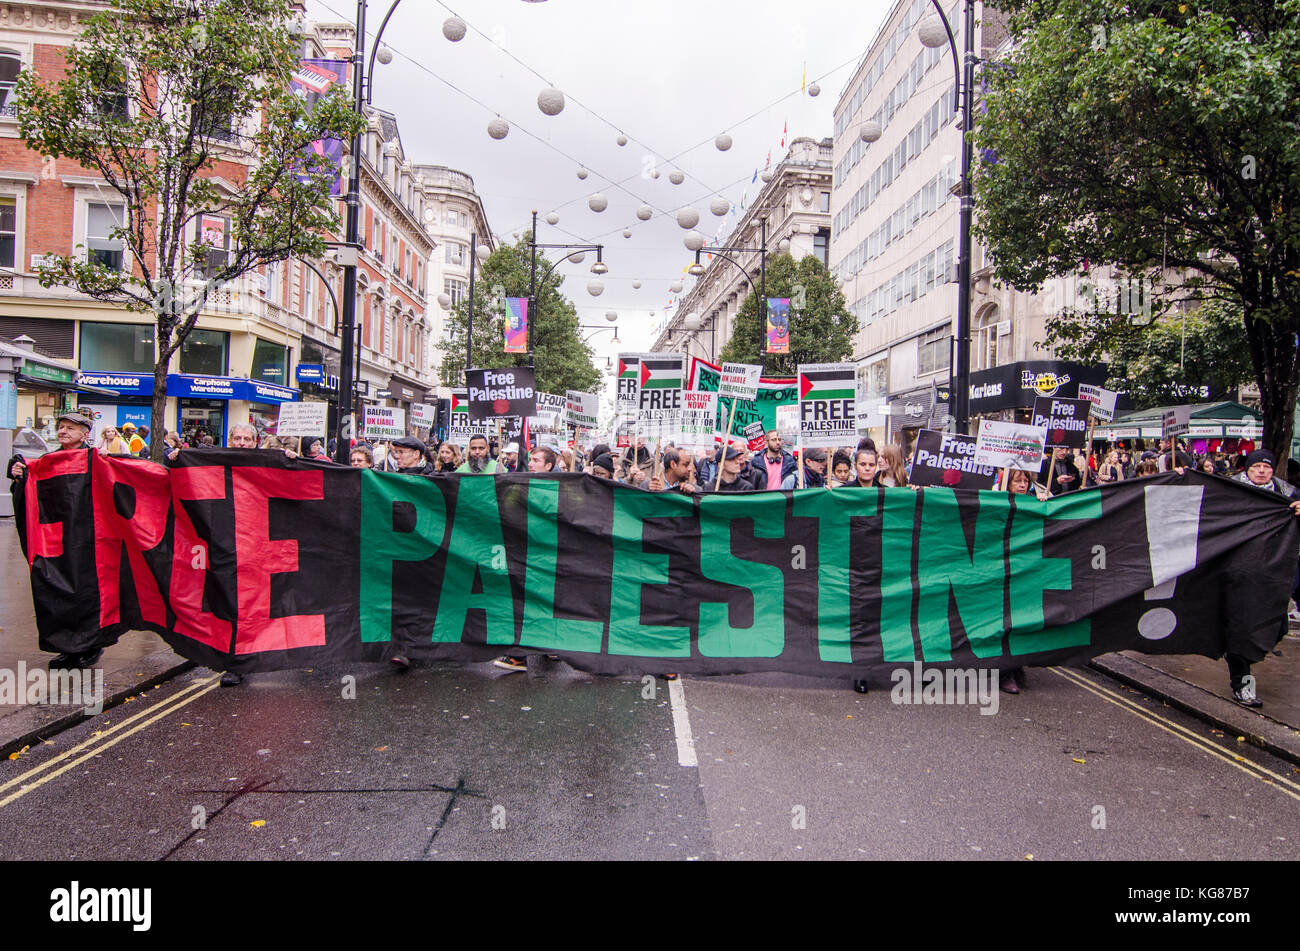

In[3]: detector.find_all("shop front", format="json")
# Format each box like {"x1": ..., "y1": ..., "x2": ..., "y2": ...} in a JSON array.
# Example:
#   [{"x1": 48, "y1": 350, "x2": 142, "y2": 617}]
[
  {"x1": 74, "y1": 370, "x2": 155, "y2": 444},
  {"x1": 885, "y1": 384, "x2": 950, "y2": 453},
  {"x1": 967, "y1": 360, "x2": 1115, "y2": 425},
  {"x1": 294, "y1": 338, "x2": 342, "y2": 438},
  {"x1": 168, "y1": 374, "x2": 300, "y2": 446}
]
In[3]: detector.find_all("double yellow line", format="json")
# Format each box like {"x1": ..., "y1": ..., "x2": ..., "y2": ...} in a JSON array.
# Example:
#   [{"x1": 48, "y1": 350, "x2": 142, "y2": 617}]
[
  {"x1": 1050, "y1": 666, "x2": 1300, "y2": 801},
  {"x1": 0, "y1": 674, "x2": 221, "y2": 809}
]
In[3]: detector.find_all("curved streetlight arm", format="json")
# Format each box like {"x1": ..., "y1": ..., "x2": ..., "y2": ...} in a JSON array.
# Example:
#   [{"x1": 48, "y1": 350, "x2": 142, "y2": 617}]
[
  {"x1": 693, "y1": 249, "x2": 761, "y2": 300},
  {"x1": 927, "y1": 0, "x2": 963, "y2": 115},
  {"x1": 299, "y1": 259, "x2": 341, "y2": 335},
  {"x1": 536, "y1": 245, "x2": 603, "y2": 288},
  {"x1": 365, "y1": 0, "x2": 404, "y2": 105}
]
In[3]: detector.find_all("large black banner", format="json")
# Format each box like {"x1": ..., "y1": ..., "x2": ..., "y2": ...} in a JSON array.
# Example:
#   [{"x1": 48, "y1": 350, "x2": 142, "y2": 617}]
[{"x1": 12, "y1": 451, "x2": 1296, "y2": 683}]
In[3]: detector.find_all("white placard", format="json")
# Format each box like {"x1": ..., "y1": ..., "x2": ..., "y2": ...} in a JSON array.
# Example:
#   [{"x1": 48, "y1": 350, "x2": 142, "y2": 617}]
[
  {"x1": 565, "y1": 390, "x2": 599, "y2": 429},
  {"x1": 363, "y1": 406, "x2": 406, "y2": 439},
  {"x1": 678, "y1": 390, "x2": 719, "y2": 449},
  {"x1": 1076, "y1": 383, "x2": 1118, "y2": 422},
  {"x1": 409, "y1": 402, "x2": 435, "y2": 427},
  {"x1": 717, "y1": 362, "x2": 760, "y2": 401},
  {"x1": 973, "y1": 418, "x2": 1048, "y2": 471},
  {"x1": 276, "y1": 401, "x2": 329, "y2": 438},
  {"x1": 1162, "y1": 406, "x2": 1190, "y2": 439},
  {"x1": 798, "y1": 362, "x2": 857, "y2": 449}
]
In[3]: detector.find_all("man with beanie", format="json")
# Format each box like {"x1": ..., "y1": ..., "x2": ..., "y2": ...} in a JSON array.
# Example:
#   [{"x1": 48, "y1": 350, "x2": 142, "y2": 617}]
[{"x1": 1229, "y1": 448, "x2": 1300, "y2": 707}]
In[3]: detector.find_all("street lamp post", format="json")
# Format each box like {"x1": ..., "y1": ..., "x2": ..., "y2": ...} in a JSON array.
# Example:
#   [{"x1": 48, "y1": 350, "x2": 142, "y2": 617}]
[
  {"x1": 528, "y1": 210, "x2": 607, "y2": 364},
  {"x1": 920, "y1": 0, "x2": 975, "y2": 433},
  {"x1": 688, "y1": 220, "x2": 768, "y2": 364}
]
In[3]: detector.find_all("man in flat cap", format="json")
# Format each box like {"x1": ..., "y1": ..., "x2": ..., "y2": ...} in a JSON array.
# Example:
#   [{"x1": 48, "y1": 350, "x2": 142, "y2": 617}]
[
  {"x1": 8, "y1": 411, "x2": 102, "y2": 670},
  {"x1": 389, "y1": 434, "x2": 435, "y2": 476}
]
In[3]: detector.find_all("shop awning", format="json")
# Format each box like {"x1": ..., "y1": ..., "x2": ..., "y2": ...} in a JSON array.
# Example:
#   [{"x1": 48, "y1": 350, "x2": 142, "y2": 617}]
[{"x1": 1096, "y1": 402, "x2": 1261, "y2": 440}]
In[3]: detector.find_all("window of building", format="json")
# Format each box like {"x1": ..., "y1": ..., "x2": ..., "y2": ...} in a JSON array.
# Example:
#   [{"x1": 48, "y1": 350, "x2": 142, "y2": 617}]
[
  {"x1": 79, "y1": 322, "x2": 154, "y2": 372},
  {"x1": 813, "y1": 228, "x2": 829, "y2": 267},
  {"x1": 0, "y1": 50, "x2": 20, "y2": 116},
  {"x1": 444, "y1": 277, "x2": 467, "y2": 306},
  {"x1": 819, "y1": 191, "x2": 830, "y2": 213},
  {"x1": 445, "y1": 242, "x2": 465, "y2": 266},
  {"x1": 917, "y1": 328, "x2": 951, "y2": 376},
  {"x1": 446, "y1": 208, "x2": 464, "y2": 228},
  {"x1": 88, "y1": 55, "x2": 130, "y2": 120},
  {"x1": 0, "y1": 196, "x2": 14, "y2": 268},
  {"x1": 87, "y1": 202, "x2": 126, "y2": 270},
  {"x1": 180, "y1": 328, "x2": 228, "y2": 375},
  {"x1": 251, "y1": 338, "x2": 288, "y2": 385},
  {"x1": 194, "y1": 79, "x2": 237, "y2": 142},
  {"x1": 195, "y1": 214, "x2": 231, "y2": 280}
]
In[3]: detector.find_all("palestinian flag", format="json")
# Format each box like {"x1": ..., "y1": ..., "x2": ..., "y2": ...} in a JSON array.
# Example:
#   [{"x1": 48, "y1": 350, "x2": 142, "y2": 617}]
[
  {"x1": 617, "y1": 355, "x2": 640, "y2": 379},
  {"x1": 450, "y1": 389, "x2": 469, "y2": 415},
  {"x1": 640, "y1": 356, "x2": 683, "y2": 389},
  {"x1": 799, "y1": 365, "x2": 855, "y2": 401}
]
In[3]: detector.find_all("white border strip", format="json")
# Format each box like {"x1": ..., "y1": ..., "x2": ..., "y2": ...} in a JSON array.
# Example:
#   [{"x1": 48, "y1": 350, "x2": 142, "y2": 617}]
[{"x1": 667, "y1": 676, "x2": 697, "y2": 767}]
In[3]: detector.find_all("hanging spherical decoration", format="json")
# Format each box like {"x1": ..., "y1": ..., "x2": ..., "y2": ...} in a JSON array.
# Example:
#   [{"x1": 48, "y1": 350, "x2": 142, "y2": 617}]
[
  {"x1": 632, "y1": 280, "x2": 642, "y2": 289},
  {"x1": 676, "y1": 207, "x2": 700, "y2": 229},
  {"x1": 616, "y1": 134, "x2": 628, "y2": 146},
  {"x1": 605, "y1": 311, "x2": 617, "y2": 322},
  {"x1": 376, "y1": 45, "x2": 394, "y2": 65},
  {"x1": 588, "y1": 193, "x2": 608, "y2": 212},
  {"x1": 570, "y1": 251, "x2": 585, "y2": 264},
  {"x1": 649, "y1": 311, "x2": 655, "y2": 317},
  {"x1": 487, "y1": 117, "x2": 509, "y2": 140},
  {"x1": 709, "y1": 197, "x2": 729, "y2": 216},
  {"x1": 669, "y1": 281, "x2": 683, "y2": 293},
  {"x1": 587, "y1": 279, "x2": 605, "y2": 296},
  {"x1": 807, "y1": 81, "x2": 821, "y2": 98},
  {"x1": 650, "y1": 169, "x2": 660, "y2": 179},
  {"x1": 537, "y1": 87, "x2": 565, "y2": 116},
  {"x1": 683, "y1": 312, "x2": 702, "y2": 331},
  {"x1": 860, "y1": 120, "x2": 883, "y2": 143},
  {"x1": 545, "y1": 212, "x2": 559, "y2": 225},
  {"x1": 576, "y1": 167, "x2": 589, "y2": 180},
  {"x1": 636, "y1": 204, "x2": 653, "y2": 221},
  {"x1": 683, "y1": 231, "x2": 705, "y2": 252},
  {"x1": 715, "y1": 133, "x2": 733, "y2": 151},
  {"x1": 760, "y1": 170, "x2": 773, "y2": 183},
  {"x1": 442, "y1": 17, "x2": 467, "y2": 42},
  {"x1": 623, "y1": 229, "x2": 632, "y2": 238},
  {"x1": 918, "y1": 15, "x2": 949, "y2": 49},
  {"x1": 669, "y1": 170, "x2": 684, "y2": 185},
  {"x1": 436, "y1": 293, "x2": 451, "y2": 309}
]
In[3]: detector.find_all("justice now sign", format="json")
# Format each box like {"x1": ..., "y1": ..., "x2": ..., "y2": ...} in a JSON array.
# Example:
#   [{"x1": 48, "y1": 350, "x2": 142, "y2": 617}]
[{"x1": 14, "y1": 452, "x2": 1294, "y2": 683}]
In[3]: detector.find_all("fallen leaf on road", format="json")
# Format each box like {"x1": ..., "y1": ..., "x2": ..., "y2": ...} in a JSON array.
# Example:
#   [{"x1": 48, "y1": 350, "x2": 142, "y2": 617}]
[
  {"x1": 375, "y1": 746, "x2": 389, "y2": 751},
  {"x1": 1233, "y1": 755, "x2": 1246, "y2": 763},
  {"x1": 250, "y1": 820, "x2": 266, "y2": 828},
  {"x1": 1072, "y1": 757, "x2": 1086, "y2": 764},
  {"x1": 1024, "y1": 853, "x2": 1034, "y2": 860},
  {"x1": 1236, "y1": 736, "x2": 1245, "y2": 743}
]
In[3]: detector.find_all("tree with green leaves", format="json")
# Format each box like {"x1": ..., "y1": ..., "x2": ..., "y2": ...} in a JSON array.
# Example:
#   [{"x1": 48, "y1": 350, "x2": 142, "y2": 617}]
[
  {"x1": 973, "y1": 0, "x2": 1300, "y2": 458},
  {"x1": 439, "y1": 238, "x2": 602, "y2": 396},
  {"x1": 1044, "y1": 296, "x2": 1253, "y2": 408},
  {"x1": 16, "y1": 0, "x2": 364, "y2": 460},
  {"x1": 717, "y1": 253, "x2": 858, "y2": 375}
]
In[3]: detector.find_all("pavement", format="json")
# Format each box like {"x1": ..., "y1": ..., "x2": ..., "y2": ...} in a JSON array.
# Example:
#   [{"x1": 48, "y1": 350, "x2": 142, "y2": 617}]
[{"x1": 2, "y1": 515, "x2": 1299, "y2": 765}]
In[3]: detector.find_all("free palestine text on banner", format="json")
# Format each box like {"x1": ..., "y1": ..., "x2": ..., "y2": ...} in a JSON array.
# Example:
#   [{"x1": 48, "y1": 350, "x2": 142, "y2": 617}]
[{"x1": 12, "y1": 451, "x2": 1294, "y2": 684}]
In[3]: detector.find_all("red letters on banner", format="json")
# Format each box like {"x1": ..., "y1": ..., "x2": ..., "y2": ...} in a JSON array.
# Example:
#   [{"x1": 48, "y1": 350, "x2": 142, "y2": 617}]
[
  {"x1": 93, "y1": 455, "x2": 170, "y2": 628},
  {"x1": 170, "y1": 466, "x2": 233, "y2": 649},
  {"x1": 24, "y1": 451, "x2": 89, "y2": 566}
]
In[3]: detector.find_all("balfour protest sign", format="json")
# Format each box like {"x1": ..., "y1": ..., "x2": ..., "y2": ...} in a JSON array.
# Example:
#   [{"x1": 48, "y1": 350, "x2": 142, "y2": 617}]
[
  {"x1": 466, "y1": 367, "x2": 537, "y2": 421},
  {"x1": 565, "y1": 390, "x2": 599, "y2": 429},
  {"x1": 1032, "y1": 397, "x2": 1092, "y2": 449},
  {"x1": 19, "y1": 451, "x2": 1295, "y2": 686},
  {"x1": 530, "y1": 392, "x2": 567, "y2": 429},
  {"x1": 679, "y1": 390, "x2": 719, "y2": 449},
  {"x1": 974, "y1": 418, "x2": 1047, "y2": 470},
  {"x1": 909, "y1": 430, "x2": 998, "y2": 489},
  {"x1": 276, "y1": 401, "x2": 328, "y2": 438},
  {"x1": 798, "y1": 363, "x2": 856, "y2": 449},
  {"x1": 363, "y1": 406, "x2": 405, "y2": 439},
  {"x1": 1076, "y1": 384, "x2": 1118, "y2": 422},
  {"x1": 718, "y1": 362, "x2": 761, "y2": 401},
  {"x1": 637, "y1": 353, "x2": 685, "y2": 439},
  {"x1": 1163, "y1": 406, "x2": 1190, "y2": 440},
  {"x1": 409, "y1": 402, "x2": 436, "y2": 428},
  {"x1": 616, "y1": 354, "x2": 642, "y2": 414}
]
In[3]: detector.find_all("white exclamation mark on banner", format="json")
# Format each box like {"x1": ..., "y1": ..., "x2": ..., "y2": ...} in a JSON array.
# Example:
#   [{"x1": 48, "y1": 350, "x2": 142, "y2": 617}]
[{"x1": 1139, "y1": 485, "x2": 1204, "y2": 639}]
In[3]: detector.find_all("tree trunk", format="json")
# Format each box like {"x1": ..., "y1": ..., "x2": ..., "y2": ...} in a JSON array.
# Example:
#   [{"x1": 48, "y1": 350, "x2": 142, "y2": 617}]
[
  {"x1": 148, "y1": 328, "x2": 169, "y2": 463},
  {"x1": 1246, "y1": 307, "x2": 1299, "y2": 464}
]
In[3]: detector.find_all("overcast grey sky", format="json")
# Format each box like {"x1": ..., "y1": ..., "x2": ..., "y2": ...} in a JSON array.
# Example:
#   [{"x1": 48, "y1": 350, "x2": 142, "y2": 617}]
[{"x1": 305, "y1": 0, "x2": 894, "y2": 369}]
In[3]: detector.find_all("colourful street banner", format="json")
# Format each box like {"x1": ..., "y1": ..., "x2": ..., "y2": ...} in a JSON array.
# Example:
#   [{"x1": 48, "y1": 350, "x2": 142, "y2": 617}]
[
  {"x1": 799, "y1": 362, "x2": 857, "y2": 449},
  {"x1": 766, "y1": 298, "x2": 791, "y2": 354},
  {"x1": 290, "y1": 59, "x2": 349, "y2": 196},
  {"x1": 504, "y1": 297, "x2": 529, "y2": 354},
  {"x1": 14, "y1": 452, "x2": 1295, "y2": 684}
]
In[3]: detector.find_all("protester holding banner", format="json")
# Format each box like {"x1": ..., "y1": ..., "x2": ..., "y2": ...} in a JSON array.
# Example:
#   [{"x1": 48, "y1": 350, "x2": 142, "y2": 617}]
[
  {"x1": 649, "y1": 448, "x2": 700, "y2": 494},
  {"x1": 499, "y1": 442, "x2": 521, "y2": 474},
  {"x1": 618, "y1": 438, "x2": 655, "y2": 484},
  {"x1": 390, "y1": 436, "x2": 436, "y2": 476},
  {"x1": 709, "y1": 445, "x2": 762, "y2": 492},
  {"x1": 588, "y1": 452, "x2": 616, "y2": 480},
  {"x1": 1040, "y1": 447, "x2": 1080, "y2": 495},
  {"x1": 831, "y1": 452, "x2": 853, "y2": 487},
  {"x1": 528, "y1": 447, "x2": 558, "y2": 472},
  {"x1": 874, "y1": 445, "x2": 909, "y2": 488},
  {"x1": 434, "y1": 443, "x2": 461, "y2": 473},
  {"x1": 850, "y1": 448, "x2": 878, "y2": 488},
  {"x1": 751, "y1": 431, "x2": 797, "y2": 490},
  {"x1": 350, "y1": 445, "x2": 373, "y2": 469},
  {"x1": 782, "y1": 447, "x2": 828, "y2": 489}
]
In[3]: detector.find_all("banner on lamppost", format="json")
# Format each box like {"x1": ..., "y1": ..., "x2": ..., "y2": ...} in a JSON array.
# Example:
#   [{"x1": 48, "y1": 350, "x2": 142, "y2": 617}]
[
  {"x1": 765, "y1": 298, "x2": 790, "y2": 354},
  {"x1": 504, "y1": 297, "x2": 529, "y2": 354},
  {"x1": 290, "y1": 59, "x2": 349, "y2": 196}
]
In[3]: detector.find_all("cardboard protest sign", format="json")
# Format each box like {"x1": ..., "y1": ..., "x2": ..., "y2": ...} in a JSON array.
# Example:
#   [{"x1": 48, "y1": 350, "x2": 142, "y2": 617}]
[
  {"x1": 718, "y1": 362, "x2": 761, "y2": 401},
  {"x1": 909, "y1": 429, "x2": 998, "y2": 489},
  {"x1": 1076, "y1": 383, "x2": 1117, "y2": 422},
  {"x1": 465, "y1": 367, "x2": 537, "y2": 421},
  {"x1": 743, "y1": 420, "x2": 766, "y2": 452},
  {"x1": 565, "y1": 390, "x2": 599, "y2": 429},
  {"x1": 1032, "y1": 396, "x2": 1092, "y2": 449},
  {"x1": 530, "y1": 392, "x2": 567, "y2": 429},
  {"x1": 409, "y1": 402, "x2": 436, "y2": 427},
  {"x1": 678, "y1": 390, "x2": 719, "y2": 449},
  {"x1": 276, "y1": 401, "x2": 328, "y2": 438},
  {"x1": 616, "y1": 354, "x2": 642, "y2": 414},
  {"x1": 974, "y1": 418, "x2": 1047, "y2": 471},
  {"x1": 798, "y1": 363, "x2": 856, "y2": 449},
  {"x1": 1163, "y1": 406, "x2": 1191, "y2": 440},
  {"x1": 363, "y1": 406, "x2": 406, "y2": 439},
  {"x1": 636, "y1": 353, "x2": 685, "y2": 439}
]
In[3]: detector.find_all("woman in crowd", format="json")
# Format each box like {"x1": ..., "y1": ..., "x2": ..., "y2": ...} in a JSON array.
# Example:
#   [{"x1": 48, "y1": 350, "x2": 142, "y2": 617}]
[
  {"x1": 350, "y1": 445, "x2": 374, "y2": 469},
  {"x1": 1134, "y1": 457, "x2": 1160, "y2": 477},
  {"x1": 874, "y1": 444, "x2": 909, "y2": 488},
  {"x1": 850, "y1": 448, "x2": 878, "y2": 488},
  {"x1": 96, "y1": 425, "x2": 129, "y2": 455},
  {"x1": 999, "y1": 468, "x2": 1053, "y2": 693},
  {"x1": 559, "y1": 448, "x2": 576, "y2": 472},
  {"x1": 831, "y1": 451, "x2": 853, "y2": 487},
  {"x1": 1096, "y1": 449, "x2": 1125, "y2": 484},
  {"x1": 434, "y1": 441, "x2": 461, "y2": 473}
]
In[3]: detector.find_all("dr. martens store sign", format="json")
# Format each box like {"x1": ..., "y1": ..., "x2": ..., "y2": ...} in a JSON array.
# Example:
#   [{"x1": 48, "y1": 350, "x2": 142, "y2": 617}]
[{"x1": 967, "y1": 361, "x2": 1115, "y2": 415}]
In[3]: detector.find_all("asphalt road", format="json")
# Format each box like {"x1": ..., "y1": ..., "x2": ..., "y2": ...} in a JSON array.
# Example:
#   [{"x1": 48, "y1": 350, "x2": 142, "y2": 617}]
[{"x1": 0, "y1": 659, "x2": 1295, "y2": 860}]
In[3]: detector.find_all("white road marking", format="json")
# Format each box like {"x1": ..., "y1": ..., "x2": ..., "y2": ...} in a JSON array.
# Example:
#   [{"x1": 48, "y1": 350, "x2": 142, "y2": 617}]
[{"x1": 667, "y1": 676, "x2": 697, "y2": 767}]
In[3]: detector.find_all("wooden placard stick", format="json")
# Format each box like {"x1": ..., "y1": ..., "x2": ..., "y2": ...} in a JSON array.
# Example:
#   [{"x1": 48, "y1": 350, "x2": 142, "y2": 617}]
[{"x1": 715, "y1": 399, "x2": 738, "y2": 491}]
